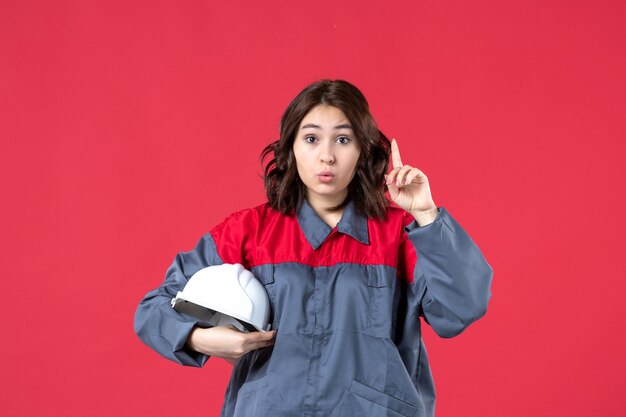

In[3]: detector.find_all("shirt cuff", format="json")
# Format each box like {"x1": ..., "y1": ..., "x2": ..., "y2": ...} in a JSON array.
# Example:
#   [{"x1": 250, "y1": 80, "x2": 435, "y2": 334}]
[{"x1": 404, "y1": 207, "x2": 443, "y2": 232}]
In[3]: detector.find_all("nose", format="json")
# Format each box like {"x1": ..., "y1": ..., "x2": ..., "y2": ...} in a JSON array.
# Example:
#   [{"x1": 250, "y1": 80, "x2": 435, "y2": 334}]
[{"x1": 319, "y1": 140, "x2": 334, "y2": 165}]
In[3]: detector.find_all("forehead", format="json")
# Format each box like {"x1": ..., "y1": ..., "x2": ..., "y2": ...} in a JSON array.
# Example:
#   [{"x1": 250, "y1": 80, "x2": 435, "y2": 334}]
[{"x1": 299, "y1": 104, "x2": 350, "y2": 127}]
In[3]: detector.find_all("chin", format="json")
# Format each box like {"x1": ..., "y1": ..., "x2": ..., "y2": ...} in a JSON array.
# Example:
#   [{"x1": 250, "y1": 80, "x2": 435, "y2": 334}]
[{"x1": 312, "y1": 186, "x2": 349, "y2": 199}]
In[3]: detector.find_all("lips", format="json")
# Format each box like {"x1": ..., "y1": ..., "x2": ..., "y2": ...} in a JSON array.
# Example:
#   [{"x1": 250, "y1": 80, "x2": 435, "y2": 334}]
[{"x1": 317, "y1": 171, "x2": 335, "y2": 183}]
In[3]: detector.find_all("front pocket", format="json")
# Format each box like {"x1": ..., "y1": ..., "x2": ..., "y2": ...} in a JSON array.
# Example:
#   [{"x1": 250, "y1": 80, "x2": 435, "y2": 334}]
[{"x1": 348, "y1": 380, "x2": 421, "y2": 417}]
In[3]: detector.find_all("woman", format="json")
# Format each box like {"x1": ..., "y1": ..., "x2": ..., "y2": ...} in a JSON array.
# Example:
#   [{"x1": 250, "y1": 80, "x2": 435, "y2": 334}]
[{"x1": 134, "y1": 79, "x2": 493, "y2": 417}]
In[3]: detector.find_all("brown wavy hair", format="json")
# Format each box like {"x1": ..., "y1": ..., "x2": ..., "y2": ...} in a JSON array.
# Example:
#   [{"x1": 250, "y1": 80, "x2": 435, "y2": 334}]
[{"x1": 261, "y1": 79, "x2": 391, "y2": 218}]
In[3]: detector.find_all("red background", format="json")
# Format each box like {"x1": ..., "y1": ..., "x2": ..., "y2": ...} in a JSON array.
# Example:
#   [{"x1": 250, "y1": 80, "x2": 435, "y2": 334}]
[{"x1": 1, "y1": 1, "x2": 625, "y2": 416}]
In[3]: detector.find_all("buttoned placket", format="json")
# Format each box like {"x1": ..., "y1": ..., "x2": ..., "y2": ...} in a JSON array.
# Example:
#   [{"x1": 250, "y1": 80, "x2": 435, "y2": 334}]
[{"x1": 295, "y1": 199, "x2": 370, "y2": 416}]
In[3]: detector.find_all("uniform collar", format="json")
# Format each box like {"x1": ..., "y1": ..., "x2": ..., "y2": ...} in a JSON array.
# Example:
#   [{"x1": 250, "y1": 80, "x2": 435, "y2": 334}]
[{"x1": 296, "y1": 198, "x2": 369, "y2": 250}]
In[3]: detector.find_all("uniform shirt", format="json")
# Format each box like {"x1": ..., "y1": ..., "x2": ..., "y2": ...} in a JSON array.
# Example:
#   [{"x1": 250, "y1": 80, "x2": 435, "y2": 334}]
[{"x1": 134, "y1": 199, "x2": 493, "y2": 417}]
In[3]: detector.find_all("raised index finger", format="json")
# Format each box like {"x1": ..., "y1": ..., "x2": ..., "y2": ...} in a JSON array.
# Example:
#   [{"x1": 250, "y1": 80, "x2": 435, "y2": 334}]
[{"x1": 391, "y1": 138, "x2": 403, "y2": 168}]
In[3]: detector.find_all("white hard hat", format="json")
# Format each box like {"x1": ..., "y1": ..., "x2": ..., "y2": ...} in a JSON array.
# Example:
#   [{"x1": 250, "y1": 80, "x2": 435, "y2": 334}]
[{"x1": 171, "y1": 263, "x2": 271, "y2": 332}]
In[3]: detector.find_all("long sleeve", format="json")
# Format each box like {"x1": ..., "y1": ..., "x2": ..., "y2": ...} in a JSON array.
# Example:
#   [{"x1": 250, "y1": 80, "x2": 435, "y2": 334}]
[
  {"x1": 134, "y1": 207, "x2": 254, "y2": 366},
  {"x1": 134, "y1": 233, "x2": 224, "y2": 366},
  {"x1": 401, "y1": 207, "x2": 493, "y2": 338}
]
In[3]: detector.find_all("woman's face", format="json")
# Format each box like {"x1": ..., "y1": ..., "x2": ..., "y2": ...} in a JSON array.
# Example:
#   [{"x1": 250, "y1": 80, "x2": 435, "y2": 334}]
[{"x1": 293, "y1": 104, "x2": 361, "y2": 206}]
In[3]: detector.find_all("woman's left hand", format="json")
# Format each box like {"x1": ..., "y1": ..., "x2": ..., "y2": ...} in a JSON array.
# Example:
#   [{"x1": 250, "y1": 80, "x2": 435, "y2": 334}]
[{"x1": 386, "y1": 139, "x2": 438, "y2": 225}]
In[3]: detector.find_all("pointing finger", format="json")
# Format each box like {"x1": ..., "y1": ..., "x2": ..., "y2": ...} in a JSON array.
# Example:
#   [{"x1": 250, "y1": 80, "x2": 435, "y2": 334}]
[{"x1": 391, "y1": 138, "x2": 403, "y2": 168}]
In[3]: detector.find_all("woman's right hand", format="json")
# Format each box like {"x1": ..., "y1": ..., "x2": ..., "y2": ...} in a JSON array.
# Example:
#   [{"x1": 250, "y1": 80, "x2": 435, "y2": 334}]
[{"x1": 186, "y1": 325, "x2": 276, "y2": 361}]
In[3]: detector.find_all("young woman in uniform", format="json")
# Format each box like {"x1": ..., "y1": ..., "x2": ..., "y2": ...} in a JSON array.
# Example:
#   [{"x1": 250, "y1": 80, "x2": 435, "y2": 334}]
[{"x1": 135, "y1": 79, "x2": 493, "y2": 417}]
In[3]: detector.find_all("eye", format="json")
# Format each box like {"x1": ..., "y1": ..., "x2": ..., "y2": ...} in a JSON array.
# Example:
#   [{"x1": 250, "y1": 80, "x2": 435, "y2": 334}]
[
  {"x1": 305, "y1": 135, "x2": 317, "y2": 144},
  {"x1": 336, "y1": 136, "x2": 352, "y2": 145}
]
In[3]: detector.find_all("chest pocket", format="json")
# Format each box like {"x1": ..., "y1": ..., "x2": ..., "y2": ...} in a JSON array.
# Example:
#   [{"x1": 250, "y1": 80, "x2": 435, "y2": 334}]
[{"x1": 367, "y1": 266, "x2": 400, "y2": 338}]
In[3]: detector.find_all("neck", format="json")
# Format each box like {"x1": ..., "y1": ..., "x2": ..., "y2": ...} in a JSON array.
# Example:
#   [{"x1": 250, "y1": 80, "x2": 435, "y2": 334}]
[{"x1": 306, "y1": 191, "x2": 347, "y2": 227}]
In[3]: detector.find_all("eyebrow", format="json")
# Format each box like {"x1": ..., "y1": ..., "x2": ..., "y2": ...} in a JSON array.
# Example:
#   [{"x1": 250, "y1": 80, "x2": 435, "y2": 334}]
[{"x1": 301, "y1": 123, "x2": 353, "y2": 130}]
